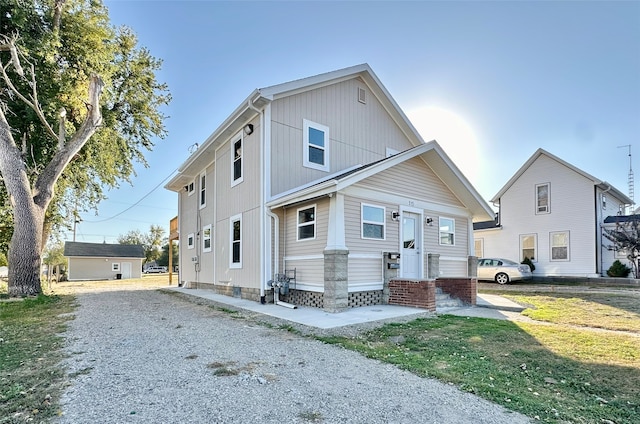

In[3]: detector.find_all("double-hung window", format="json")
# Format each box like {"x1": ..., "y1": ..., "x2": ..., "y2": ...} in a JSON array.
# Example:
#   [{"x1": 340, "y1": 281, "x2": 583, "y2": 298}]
[
  {"x1": 202, "y1": 225, "x2": 212, "y2": 253},
  {"x1": 297, "y1": 205, "x2": 316, "y2": 240},
  {"x1": 230, "y1": 214, "x2": 241, "y2": 267},
  {"x1": 199, "y1": 173, "x2": 206, "y2": 209},
  {"x1": 439, "y1": 217, "x2": 455, "y2": 245},
  {"x1": 550, "y1": 231, "x2": 569, "y2": 261},
  {"x1": 303, "y1": 119, "x2": 329, "y2": 172},
  {"x1": 361, "y1": 204, "x2": 385, "y2": 239},
  {"x1": 536, "y1": 183, "x2": 550, "y2": 214},
  {"x1": 232, "y1": 136, "x2": 243, "y2": 186},
  {"x1": 520, "y1": 234, "x2": 537, "y2": 262}
]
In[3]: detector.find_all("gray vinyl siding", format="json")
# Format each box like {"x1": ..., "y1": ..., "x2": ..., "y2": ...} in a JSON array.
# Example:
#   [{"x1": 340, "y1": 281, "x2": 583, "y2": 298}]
[
  {"x1": 430, "y1": 216, "x2": 470, "y2": 277},
  {"x1": 215, "y1": 207, "x2": 261, "y2": 289},
  {"x1": 282, "y1": 198, "x2": 330, "y2": 291},
  {"x1": 178, "y1": 176, "x2": 201, "y2": 284},
  {"x1": 67, "y1": 258, "x2": 143, "y2": 281},
  {"x1": 270, "y1": 78, "x2": 415, "y2": 197},
  {"x1": 361, "y1": 157, "x2": 464, "y2": 207}
]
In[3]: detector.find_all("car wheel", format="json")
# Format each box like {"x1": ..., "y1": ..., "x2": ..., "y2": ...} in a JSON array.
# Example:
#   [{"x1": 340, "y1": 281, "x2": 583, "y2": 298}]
[{"x1": 495, "y1": 272, "x2": 510, "y2": 285}]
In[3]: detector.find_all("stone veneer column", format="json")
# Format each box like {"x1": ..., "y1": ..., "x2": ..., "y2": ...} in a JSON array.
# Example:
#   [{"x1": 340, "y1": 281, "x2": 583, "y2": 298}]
[
  {"x1": 427, "y1": 253, "x2": 440, "y2": 279},
  {"x1": 468, "y1": 255, "x2": 478, "y2": 278},
  {"x1": 323, "y1": 249, "x2": 349, "y2": 313}
]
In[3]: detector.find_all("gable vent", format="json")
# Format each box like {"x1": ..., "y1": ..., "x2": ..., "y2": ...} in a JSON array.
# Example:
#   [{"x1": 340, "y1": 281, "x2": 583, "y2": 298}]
[{"x1": 357, "y1": 87, "x2": 366, "y2": 104}]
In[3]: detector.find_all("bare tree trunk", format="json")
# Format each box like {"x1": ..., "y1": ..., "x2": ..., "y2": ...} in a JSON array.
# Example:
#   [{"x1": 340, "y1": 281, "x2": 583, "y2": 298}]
[{"x1": 0, "y1": 72, "x2": 103, "y2": 297}]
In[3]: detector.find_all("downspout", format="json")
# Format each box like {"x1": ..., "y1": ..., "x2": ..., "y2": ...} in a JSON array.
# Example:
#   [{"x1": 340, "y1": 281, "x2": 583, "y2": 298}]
[{"x1": 247, "y1": 97, "x2": 267, "y2": 303}]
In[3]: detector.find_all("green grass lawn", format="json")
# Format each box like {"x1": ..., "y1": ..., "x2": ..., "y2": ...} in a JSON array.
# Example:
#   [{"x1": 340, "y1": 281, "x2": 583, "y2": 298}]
[
  {"x1": 2, "y1": 280, "x2": 639, "y2": 423},
  {"x1": 0, "y1": 294, "x2": 75, "y2": 423},
  {"x1": 319, "y1": 289, "x2": 640, "y2": 424}
]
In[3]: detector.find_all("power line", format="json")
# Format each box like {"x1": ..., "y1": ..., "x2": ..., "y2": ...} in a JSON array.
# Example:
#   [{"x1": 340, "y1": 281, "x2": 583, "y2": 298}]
[{"x1": 82, "y1": 169, "x2": 177, "y2": 223}]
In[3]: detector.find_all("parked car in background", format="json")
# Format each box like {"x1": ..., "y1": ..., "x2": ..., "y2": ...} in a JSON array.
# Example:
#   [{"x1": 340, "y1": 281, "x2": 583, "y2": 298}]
[
  {"x1": 477, "y1": 258, "x2": 532, "y2": 284},
  {"x1": 144, "y1": 266, "x2": 167, "y2": 274}
]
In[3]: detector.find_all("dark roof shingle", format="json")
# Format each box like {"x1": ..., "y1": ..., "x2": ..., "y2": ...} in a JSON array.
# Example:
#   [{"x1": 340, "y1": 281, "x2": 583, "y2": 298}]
[{"x1": 64, "y1": 242, "x2": 145, "y2": 258}]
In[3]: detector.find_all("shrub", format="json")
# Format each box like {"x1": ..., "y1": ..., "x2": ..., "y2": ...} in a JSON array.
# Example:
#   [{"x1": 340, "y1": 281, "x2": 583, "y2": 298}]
[
  {"x1": 521, "y1": 257, "x2": 535, "y2": 272},
  {"x1": 607, "y1": 260, "x2": 631, "y2": 278}
]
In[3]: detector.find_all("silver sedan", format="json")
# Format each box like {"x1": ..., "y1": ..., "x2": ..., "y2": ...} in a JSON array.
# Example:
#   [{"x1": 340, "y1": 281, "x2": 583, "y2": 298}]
[{"x1": 477, "y1": 258, "x2": 533, "y2": 284}]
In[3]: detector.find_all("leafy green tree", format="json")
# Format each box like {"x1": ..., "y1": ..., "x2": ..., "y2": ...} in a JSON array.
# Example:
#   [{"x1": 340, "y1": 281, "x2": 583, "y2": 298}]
[
  {"x1": 42, "y1": 241, "x2": 66, "y2": 284},
  {"x1": 118, "y1": 225, "x2": 166, "y2": 264},
  {"x1": 157, "y1": 242, "x2": 178, "y2": 268},
  {"x1": 0, "y1": 0, "x2": 170, "y2": 296},
  {"x1": 603, "y1": 215, "x2": 640, "y2": 278},
  {"x1": 0, "y1": 251, "x2": 7, "y2": 267}
]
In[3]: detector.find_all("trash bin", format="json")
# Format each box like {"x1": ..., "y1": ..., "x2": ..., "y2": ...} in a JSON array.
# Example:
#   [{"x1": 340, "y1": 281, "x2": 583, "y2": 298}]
[{"x1": 116, "y1": 273, "x2": 122, "y2": 280}]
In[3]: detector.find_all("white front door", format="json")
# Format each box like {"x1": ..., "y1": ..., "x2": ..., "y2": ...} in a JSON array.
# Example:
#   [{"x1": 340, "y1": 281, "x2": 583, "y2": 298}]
[
  {"x1": 121, "y1": 262, "x2": 132, "y2": 279},
  {"x1": 401, "y1": 211, "x2": 422, "y2": 279}
]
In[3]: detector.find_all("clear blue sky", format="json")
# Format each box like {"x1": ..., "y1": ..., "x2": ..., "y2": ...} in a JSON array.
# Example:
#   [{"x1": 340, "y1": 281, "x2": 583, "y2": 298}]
[{"x1": 69, "y1": 0, "x2": 640, "y2": 244}]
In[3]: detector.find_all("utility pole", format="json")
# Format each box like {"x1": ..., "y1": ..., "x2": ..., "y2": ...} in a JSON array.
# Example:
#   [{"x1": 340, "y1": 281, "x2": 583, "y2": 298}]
[{"x1": 618, "y1": 145, "x2": 634, "y2": 211}]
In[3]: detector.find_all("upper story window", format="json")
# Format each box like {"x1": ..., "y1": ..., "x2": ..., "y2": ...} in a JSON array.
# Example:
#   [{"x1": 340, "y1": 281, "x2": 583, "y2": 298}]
[
  {"x1": 230, "y1": 214, "x2": 242, "y2": 268},
  {"x1": 202, "y1": 224, "x2": 212, "y2": 253},
  {"x1": 361, "y1": 204, "x2": 385, "y2": 240},
  {"x1": 297, "y1": 205, "x2": 316, "y2": 241},
  {"x1": 536, "y1": 183, "x2": 550, "y2": 214},
  {"x1": 232, "y1": 136, "x2": 243, "y2": 186},
  {"x1": 602, "y1": 194, "x2": 607, "y2": 209},
  {"x1": 187, "y1": 181, "x2": 195, "y2": 196},
  {"x1": 303, "y1": 119, "x2": 329, "y2": 172},
  {"x1": 199, "y1": 173, "x2": 206, "y2": 209},
  {"x1": 439, "y1": 217, "x2": 455, "y2": 245},
  {"x1": 187, "y1": 233, "x2": 195, "y2": 250}
]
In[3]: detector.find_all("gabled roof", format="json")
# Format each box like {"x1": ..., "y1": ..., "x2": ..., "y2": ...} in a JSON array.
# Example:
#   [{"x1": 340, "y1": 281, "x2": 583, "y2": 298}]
[
  {"x1": 490, "y1": 148, "x2": 633, "y2": 205},
  {"x1": 165, "y1": 64, "x2": 427, "y2": 192},
  {"x1": 267, "y1": 141, "x2": 496, "y2": 222},
  {"x1": 64, "y1": 242, "x2": 145, "y2": 258}
]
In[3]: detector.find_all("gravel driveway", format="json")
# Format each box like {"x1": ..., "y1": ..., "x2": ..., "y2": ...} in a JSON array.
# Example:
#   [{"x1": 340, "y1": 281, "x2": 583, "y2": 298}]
[{"x1": 56, "y1": 287, "x2": 532, "y2": 424}]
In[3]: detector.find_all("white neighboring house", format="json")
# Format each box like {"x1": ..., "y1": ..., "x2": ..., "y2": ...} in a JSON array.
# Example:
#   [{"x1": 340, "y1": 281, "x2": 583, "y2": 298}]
[
  {"x1": 64, "y1": 242, "x2": 145, "y2": 281},
  {"x1": 165, "y1": 64, "x2": 495, "y2": 311},
  {"x1": 0, "y1": 266, "x2": 7, "y2": 278},
  {"x1": 473, "y1": 148, "x2": 632, "y2": 278}
]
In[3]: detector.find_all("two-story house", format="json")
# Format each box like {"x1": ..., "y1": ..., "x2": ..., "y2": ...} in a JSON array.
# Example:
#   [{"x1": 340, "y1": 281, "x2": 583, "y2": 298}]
[
  {"x1": 474, "y1": 148, "x2": 632, "y2": 278},
  {"x1": 165, "y1": 64, "x2": 495, "y2": 311}
]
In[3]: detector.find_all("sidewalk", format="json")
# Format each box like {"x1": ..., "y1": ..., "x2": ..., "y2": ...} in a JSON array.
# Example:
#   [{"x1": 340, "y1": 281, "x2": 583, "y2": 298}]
[{"x1": 164, "y1": 287, "x2": 527, "y2": 329}]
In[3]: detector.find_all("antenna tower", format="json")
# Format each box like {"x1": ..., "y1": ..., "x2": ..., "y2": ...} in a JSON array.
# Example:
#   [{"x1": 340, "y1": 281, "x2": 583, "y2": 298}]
[{"x1": 618, "y1": 145, "x2": 634, "y2": 207}]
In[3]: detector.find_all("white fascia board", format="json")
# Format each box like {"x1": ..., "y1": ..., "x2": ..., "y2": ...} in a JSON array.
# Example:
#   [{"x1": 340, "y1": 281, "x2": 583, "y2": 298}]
[{"x1": 266, "y1": 180, "x2": 338, "y2": 209}]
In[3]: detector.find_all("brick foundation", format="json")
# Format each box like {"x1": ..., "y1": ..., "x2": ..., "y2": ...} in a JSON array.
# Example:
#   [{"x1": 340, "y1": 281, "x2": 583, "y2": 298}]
[
  {"x1": 387, "y1": 279, "x2": 436, "y2": 311},
  {"x1": 435, "y1": 277, "x2": 477, "y2": 305}
]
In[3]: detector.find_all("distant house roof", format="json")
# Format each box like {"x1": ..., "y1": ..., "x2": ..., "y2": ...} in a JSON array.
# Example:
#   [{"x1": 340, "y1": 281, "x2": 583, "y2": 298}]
[
  {"x1": 603, "y1": 214, "x2": 640, "y2": 224},
  {"x1": 64, "y1": 242, "x2": 145, "y2": 258},
  {"x1": 473, "y1": 220, "x2": 500, "y2": 230},
  {"x1": 490, "y1": 148, "x2": 633, "y2": 205}
]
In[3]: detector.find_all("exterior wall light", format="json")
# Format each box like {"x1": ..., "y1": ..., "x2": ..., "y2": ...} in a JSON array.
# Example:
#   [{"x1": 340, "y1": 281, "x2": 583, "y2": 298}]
[{"x1": 243, "y1": 124, "x2": 254, "y2": 135}]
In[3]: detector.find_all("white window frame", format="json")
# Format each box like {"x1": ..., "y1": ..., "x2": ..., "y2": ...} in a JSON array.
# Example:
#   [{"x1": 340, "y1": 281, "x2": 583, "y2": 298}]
[
  {"x1": 230, "y1": 214, "x2": 242, "y2": 268},
  {"x1": 187, "y1": 181, "x2": 195, "y2": 196},
  {"x1": 361, "y1": 203, "x2": 385, "y2": 240},
  {"x1": 231, "y1": 134, "x2": 243, "y2": 186},
  {"x1": 303, "y1": 119, "x2": 329, "y2": 172},
  {"x1": 439, "y1": 216, "x2": 455, "y2": 246},
  {"x1": 199, "y1": 172, "x2": 206, "y2": 209},
  {"x1": 202, "y1": 224, "x2": 212, "y2": 253},
  {"x1": 111, "y1": 262, "x2": 120, "y2": 272},
  {"x1": 297, "y1": 204, "x2": 316, "y2": 241},
  {"x1": 520, "y1": 233, "x2": 538, "y2": 262},
  {"x1": 550, "y1": 231, "x2": 570, "y2": 261},
  {"x1": 535, "y1": 183, "x2": 550, "y2": 214},
  {"x1": 187, "y1": 233, "x2": 195, "y2": 250},
  {"x1": 602, "y1": 194, "x2": 607, "y2": 210}
]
